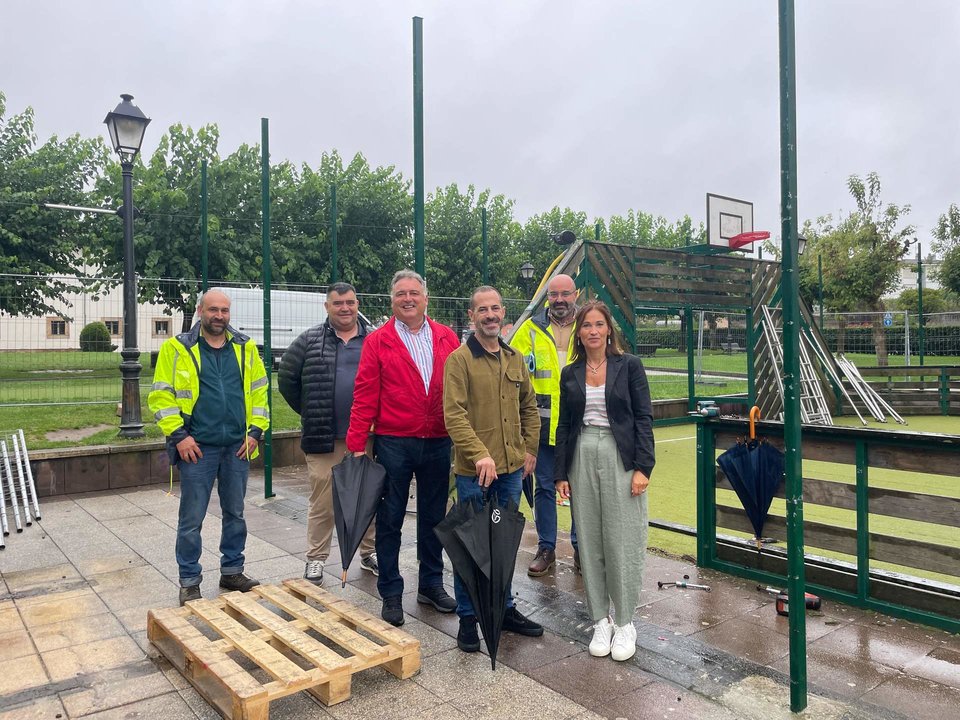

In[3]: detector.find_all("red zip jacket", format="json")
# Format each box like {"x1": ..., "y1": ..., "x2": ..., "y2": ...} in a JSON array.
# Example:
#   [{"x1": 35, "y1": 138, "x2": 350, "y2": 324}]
[{"x1": 346, "y1": 316, "x2": 459, "y2": 451}]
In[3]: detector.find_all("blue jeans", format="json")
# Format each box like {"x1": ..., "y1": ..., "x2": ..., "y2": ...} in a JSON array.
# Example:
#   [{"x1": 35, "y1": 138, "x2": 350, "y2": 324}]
[
  {"x1": 373, "y1": 435, "x2": 452, "y2": 599},
  {"x1": 534, "y1": 443, "x2": 577, "y2": 551},
  {"x1": 454, "y1": 468, "x2": 523, "y2": 618},
  {"x1": 176, "y1": 441, "x2": 249, "y2": 587}
]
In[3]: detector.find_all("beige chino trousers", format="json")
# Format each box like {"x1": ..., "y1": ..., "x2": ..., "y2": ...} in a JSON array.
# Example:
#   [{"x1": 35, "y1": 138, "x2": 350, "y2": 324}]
[{"x1": 305, "y1": 439, "x2": 376, "y2": 561}]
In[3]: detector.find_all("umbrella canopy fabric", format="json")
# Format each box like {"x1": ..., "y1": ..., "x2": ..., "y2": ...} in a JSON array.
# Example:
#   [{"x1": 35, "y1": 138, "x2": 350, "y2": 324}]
[
  {"x1": 331, "y1": 454, "x2": 387, "y2": 587},
  {"x1": 717, "y1": 438, "x2": 785, "y2": 541},
  {"x1": 434, "y1": 494, "x2": 525, "y2": 669}
]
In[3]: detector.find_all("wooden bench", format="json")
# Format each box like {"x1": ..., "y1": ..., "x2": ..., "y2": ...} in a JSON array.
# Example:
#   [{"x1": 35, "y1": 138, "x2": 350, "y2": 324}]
[
  {"x1": 636, "y1": 343, "x2": 659, "y2": 357},
  {"x1": 720, "y1": 342, "x2": 744, "y2": 353}
]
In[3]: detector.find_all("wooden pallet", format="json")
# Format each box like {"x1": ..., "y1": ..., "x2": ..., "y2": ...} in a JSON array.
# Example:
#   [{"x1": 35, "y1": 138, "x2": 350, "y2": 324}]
[{"x1": 148, "y1": 579, "x2": 420, "y2": 719}]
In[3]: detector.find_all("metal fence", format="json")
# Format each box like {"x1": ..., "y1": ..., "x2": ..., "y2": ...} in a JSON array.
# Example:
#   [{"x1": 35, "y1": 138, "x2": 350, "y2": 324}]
[{"x1": 0, "y1": 274, "x2": 530, "y2": 407}]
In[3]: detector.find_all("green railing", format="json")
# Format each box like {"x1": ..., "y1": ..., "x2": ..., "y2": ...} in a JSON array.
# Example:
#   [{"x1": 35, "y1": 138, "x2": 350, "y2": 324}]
[{"x1": 697, "y1": 417, "x2": 960, "y2": 634}]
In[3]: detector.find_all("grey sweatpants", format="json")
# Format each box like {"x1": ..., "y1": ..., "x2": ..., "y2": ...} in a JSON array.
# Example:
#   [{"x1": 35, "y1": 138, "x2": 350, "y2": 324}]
[{"x1": 570, "y1": 426, "x2": 648, "y2": 626}]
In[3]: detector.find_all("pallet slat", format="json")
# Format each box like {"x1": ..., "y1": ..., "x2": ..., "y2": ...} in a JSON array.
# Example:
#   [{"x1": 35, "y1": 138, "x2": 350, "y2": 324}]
[{"x1": 148, "y1": 583, "x2": 421, "y2": 718}]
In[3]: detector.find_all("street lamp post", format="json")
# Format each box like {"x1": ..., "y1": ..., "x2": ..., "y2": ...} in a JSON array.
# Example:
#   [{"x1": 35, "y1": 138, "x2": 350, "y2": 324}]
[
  {"x1": 519, "y1": 262, "x2": 535, "y2": 296},
  {"x1": 103, "y1": 94, "x2": 151, "y2": 439}
]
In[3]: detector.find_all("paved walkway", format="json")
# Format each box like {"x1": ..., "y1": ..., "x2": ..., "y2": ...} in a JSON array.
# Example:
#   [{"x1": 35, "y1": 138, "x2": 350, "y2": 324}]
[{"x1": 1, "y1": 464, "x2": 957, "y2": 719}]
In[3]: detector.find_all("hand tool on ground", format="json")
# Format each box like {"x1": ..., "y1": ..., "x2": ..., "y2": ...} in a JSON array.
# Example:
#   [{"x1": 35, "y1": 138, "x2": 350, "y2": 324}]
[
  {"x1": 658, "y1": 579, "x2": 711, "y2": 592},
  {"x1": 757, "y1": 585, "x2": 821, "y2": 615}
]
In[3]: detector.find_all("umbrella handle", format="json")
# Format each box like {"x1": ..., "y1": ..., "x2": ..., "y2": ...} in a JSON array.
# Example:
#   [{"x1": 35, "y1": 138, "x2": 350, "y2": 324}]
[{"x1": 749, "y1": 406, "x2": 761, "y2": 441}]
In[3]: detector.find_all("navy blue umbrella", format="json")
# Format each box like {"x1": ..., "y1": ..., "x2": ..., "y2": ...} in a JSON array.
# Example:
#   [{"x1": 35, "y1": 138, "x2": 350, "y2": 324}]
[{"x1": 716, "y1": 410, "x2": 785, "y2": 545}]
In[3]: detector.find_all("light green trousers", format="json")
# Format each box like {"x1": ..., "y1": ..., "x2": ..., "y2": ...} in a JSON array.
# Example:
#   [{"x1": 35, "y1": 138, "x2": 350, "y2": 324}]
[{"x1": 570, "y1": 426, "x2": 648, "y2": 626}]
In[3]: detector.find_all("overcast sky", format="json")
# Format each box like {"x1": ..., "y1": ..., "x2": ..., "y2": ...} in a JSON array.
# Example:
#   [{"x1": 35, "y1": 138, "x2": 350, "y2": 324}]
[{"x1": 2, "y1": 1, "x2": 957, "y2": 256}]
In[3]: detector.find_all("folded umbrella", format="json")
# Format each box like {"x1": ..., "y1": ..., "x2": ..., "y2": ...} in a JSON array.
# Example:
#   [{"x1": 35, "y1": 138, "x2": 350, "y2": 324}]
[
  {"x1": 434, "y1": 492, "x2": 525, "y2": 669},
  {"x1": 331, "y1": 453, "x2": 387, "y2": 587}
]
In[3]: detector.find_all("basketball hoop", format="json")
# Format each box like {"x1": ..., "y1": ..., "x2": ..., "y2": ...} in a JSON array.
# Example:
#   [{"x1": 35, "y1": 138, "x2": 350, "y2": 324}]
[{"x1": 729, "y1": 231, "x2": 770, "y2": 250}]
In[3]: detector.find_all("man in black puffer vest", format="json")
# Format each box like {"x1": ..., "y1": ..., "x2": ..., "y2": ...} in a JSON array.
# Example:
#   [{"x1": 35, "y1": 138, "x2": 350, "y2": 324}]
[{"x1": 278, "y1": 282, "x2": 377, "y2": 586}]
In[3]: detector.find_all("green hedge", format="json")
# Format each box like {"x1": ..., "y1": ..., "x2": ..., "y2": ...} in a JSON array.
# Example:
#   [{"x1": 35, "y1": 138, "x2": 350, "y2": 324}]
[{"x1": 79, "y1": 322, "x2": 117, "y2": 352}]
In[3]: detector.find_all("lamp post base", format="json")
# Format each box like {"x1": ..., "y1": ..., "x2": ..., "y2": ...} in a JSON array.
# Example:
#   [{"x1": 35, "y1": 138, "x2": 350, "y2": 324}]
[{"x1": 119, "y1": 348, "x2": 145, "y2": 439}]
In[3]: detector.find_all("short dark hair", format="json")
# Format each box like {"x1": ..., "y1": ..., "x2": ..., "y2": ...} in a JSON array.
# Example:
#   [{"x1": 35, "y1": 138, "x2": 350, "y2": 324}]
[
  {"x1": 570, "y1": 300, "x2": 625, "y2": 362},
  {"x1": 328, "y1": 282, "x2": 356, "y2": 296},
  {"x1": 469, "y1": 285, "x2": 502, "y2": 310}
]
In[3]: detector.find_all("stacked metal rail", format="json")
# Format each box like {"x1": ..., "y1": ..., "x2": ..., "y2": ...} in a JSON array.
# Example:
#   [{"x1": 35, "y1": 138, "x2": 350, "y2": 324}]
[
  {"x1": 0, "y1": 429, "x2": 41, "y2": 549},
  {"x1": 835, "y1": 355, "x2": 907, "y2": 424}
]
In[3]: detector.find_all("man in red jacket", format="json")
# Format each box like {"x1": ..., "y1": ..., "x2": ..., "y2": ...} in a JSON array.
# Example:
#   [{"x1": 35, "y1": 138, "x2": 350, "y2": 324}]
[{"x1": 347, "y1": 269, "x2": 460, "y2": 626}]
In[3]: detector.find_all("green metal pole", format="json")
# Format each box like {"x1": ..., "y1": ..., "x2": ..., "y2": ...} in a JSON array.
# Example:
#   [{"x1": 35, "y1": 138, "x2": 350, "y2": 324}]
[
  {"x1": 481, "y1": 207, "x2": 488, "y2": 285},
  {"x1": 261, "y1": 118, "x2": 274, "y2": 499},
  {"x1": 330, "y1": 184, "x2": 339, "y2": 284},
  {"x1": 818, "y1": 252, "x2": 824, "y2": 331},
  {"x1": 778, "y1": 0, "x2": 808, "y2": 711},
  {"x1": 413, "y1": 16, "x2": 425, "y2": 276},
  {"x1": 917, "y1": 245, "x2": 925, "y2": 366},
  {"x1": 855, "y1": 442, "x2": 870, "y2": 602},
  {"x1": 201, "y1": 159, "x2": 208, "y2": 292}
]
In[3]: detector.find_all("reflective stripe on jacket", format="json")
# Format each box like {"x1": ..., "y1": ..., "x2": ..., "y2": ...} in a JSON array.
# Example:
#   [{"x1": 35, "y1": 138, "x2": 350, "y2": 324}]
[
  {"x1": 148, "y1": 322, "x2": 270, "y2": 458},
  {"x1": 509, "y1": 306, "x2": 575, "y2": 446}
]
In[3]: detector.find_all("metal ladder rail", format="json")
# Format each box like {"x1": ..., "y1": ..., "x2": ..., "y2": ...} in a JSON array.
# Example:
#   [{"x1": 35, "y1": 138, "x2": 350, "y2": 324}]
[
  {"x1": 1, "y1": 441, "x2": 23, "y2": 532},
  {"x1": 802, "y1": 325, "x2": 868, "y2": 426},
  {"x1": 798, "y1": 339, "x2": 834, "y2": 424},
  {"x1": 759, "y1": 306, "x2": 787, "y2": 419},
  {"x1": 844, "y1": 358, "x2": 907, "y2": 425},
  {"x1": 836, "y1": 355, "x2": 886, "y2": 422}
]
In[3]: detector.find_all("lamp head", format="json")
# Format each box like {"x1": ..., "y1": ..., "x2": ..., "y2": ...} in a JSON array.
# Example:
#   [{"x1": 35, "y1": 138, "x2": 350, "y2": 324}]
[{"x1": 104, "y1": 94, "x2": 150, "y2": 162}]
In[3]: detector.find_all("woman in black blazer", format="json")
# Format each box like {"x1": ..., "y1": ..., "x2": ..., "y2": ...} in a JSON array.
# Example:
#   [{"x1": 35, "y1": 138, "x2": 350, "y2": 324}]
[{"x1": 555, "y1": 301, "x2": 655, "y2": 663}]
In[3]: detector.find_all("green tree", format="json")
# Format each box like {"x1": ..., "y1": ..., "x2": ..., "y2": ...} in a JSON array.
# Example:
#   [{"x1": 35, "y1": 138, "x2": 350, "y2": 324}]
[
  {"x1": 932, "y1": 203, "x2": 960, "y2": 296},
  {"x1": 517, "y1": 207, "x2": 589, "y2": 295},
  {"x1": 424, "y1": 183, "x2": 522, "y2": 299},
  {"x1": 607, "y1": 210, "x2": 702, "y2": 248},
  {"x1": 893, "y1": 287, "x2": 947, "y2": 315},
  {"x1": 0, "y1": 92, "x2": 109, "y2": 315},
  {"x1": 799, "y1": 173, "x2": 914, "y2": 364}
]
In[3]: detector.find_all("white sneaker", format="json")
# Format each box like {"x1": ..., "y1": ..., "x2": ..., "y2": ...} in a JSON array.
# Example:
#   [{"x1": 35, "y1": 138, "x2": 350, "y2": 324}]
[
  {"x1": 304, "y1": 560, "x2": 324, "y2": 586},
  {"x1": 588, "y1": 617, "x2": 615, "y2": 657},
  {"x1": 611, "y1": 622, "x2": 637, "y2": 661}
]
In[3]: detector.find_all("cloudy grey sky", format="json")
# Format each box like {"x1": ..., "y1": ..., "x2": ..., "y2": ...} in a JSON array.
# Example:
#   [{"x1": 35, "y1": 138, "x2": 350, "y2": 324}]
[{"x1": 2, "y1": 1, "x2": 957, "y2": 255}]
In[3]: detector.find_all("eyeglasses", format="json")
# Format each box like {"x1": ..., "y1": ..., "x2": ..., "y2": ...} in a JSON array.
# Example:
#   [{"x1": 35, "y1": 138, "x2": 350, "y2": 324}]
[{"x1": 547, "y1": 291, "x2": 576, "y2": 300}]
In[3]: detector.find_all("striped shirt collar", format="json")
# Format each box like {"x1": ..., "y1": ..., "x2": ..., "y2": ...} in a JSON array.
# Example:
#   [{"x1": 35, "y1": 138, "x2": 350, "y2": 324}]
[{"x1": 394, "y1": 316, "x2": 434, "y2": 392}]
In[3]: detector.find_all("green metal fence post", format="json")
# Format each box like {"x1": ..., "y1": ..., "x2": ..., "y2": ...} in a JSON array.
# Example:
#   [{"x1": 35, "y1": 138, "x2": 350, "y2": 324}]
[
  {"x1": 685, "y1": 307, "x2": 695, "y2": 411},
  {"x1": 413, "y1": 16, "x2": 425, "y2": 276},
  {"x1": 855, "y1": 442, "x2": 870, "y2": 601},
  {"x1": 695, "y1": 421, "x2": 717, "y2": 566},
  {"x1": 778, "y1": 0, "x2": 808, "y2": 710},
  {"x1": 940, "y1": 368, "x2": 949, "y2": 415},
  {"x1": 330, "y1": 183, "x2": 339, "y2": 284},
  {"x1": 481, "y1": 206, "x2": 488, "y2": 285},
  {"x1": 201, "y1": 159, "x2": 208, "y2": 292},
  {"x1": 817, "y1": 252, "x2": 823, "y2": 331},
  {"x1": 261, "y1": 118, "x2": 274, "y2": 499},
  {"x1": 917, "y1": 245, "x2": 925, "y2": 366}
]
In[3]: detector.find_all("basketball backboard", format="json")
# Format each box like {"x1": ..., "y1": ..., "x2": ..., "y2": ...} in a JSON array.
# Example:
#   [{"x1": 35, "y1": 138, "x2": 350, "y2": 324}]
[{"x1": 707, "y1": 193, "x2": 754, "y2": 251}]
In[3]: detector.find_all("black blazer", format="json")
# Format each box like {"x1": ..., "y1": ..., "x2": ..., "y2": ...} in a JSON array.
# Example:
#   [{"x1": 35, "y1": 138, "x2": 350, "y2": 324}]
[{"x1": 554, "y1": 353, "x2": 655, "y2": 481}]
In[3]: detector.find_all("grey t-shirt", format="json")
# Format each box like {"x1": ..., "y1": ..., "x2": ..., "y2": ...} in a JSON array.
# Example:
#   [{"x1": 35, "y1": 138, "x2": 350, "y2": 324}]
[{"x1": 333, "y1": 334, "x2": 364, "y2": 439}]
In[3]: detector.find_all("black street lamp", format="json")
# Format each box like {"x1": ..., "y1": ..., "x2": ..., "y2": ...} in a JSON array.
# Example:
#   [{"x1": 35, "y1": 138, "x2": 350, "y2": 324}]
[
  {"x1": 104, "y1": 94, "x2": 151, "y2": 439},
  {"x1": 519, "y1": 262, "x2": 535, "y2": 295}
]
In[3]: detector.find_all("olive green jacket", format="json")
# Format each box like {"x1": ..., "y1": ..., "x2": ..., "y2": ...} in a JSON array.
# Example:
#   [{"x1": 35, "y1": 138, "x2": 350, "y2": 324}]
[{"x1": 443, "y1": 334, "x2": 540, "y2": 477}]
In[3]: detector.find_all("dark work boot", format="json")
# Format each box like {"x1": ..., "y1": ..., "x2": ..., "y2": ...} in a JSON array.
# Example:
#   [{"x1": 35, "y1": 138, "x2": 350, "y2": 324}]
[
  {"x1": 381, "y1": 596, "x2": 404, "y2": 626},
  {"x1": 457, "y1": 615, "x2": 481, "y2": 653},
  {"x1": 527, "y1": 547, "x2": 556, "y2": 577},
  {"x1": 179, "y1": 585, "x2": 201, "y2": 606},
  {"x1": 219, "y1": 573, "x2": 260, "y2": 592},
  {"x1": 502, "y1": 606, "x2": 544, "y2": 637}
]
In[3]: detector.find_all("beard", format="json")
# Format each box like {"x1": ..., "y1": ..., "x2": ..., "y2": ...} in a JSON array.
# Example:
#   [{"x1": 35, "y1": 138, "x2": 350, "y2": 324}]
[
  {"x1": 549, "y1": 301, "x2": 574, "y2": 322},
  {"x1": 201, "y1": 318, "x2": 227, "y2": 336}
]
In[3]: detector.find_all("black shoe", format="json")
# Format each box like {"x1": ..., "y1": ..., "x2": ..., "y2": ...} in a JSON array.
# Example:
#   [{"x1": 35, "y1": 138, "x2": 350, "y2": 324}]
[
  {"x1": 417, "y1": 585, "x2": 457, "y2": 613},
  {"x1": 219, "y1": 573, "x2": 260, "y2": 592},
  {"x1": 502, "y1": 606, "x2": 543, "y2": 637},
  {"x1": 457, "y1": 615, "x2": 481, "y2": 653},
  {"x1": 381, "y1": 595, "x2": 404, "y2": 626},
  {"x1": 179, "y1": 585, "x2": 201, "y2": 606},
  {"x1": 573, "y1": 548, "x2": 581, "y2": 574}
]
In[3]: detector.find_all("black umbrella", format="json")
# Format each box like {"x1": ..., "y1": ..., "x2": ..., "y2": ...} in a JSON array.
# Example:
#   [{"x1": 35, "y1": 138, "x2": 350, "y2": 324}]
[
  {"x1": 331, "y1": 453, "x2": 387, "y2": 587},
  {"x1": 522, "y1": 473, "x2": 535, "y2": 510},
  {"x1": 434, "y1": 492, "x2": 525, "y2": 669},
  {"x1": 716, "y1": 408, "x2": 785, "y2": 547}
]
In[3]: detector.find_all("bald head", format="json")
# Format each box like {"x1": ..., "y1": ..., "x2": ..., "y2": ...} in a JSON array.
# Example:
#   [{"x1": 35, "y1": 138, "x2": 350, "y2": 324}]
[
  {"x1": 546, "y1": 274, "x2": 577, "y2": 323},
  {"x1": 197, "y1": 290, "x2": 231, "y2": 338}
]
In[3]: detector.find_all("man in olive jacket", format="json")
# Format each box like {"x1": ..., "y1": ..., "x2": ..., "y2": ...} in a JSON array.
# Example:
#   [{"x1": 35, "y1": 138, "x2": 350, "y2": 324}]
[{"x1": 443, "y1": 285, "x2": 544, "y2": 653}]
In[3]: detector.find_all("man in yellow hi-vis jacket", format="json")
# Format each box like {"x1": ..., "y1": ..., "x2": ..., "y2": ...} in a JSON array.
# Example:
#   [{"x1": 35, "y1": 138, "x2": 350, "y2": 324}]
[
  {"x1": 149, "y1": 289, "x2": 270, "y2": 606},
  {"x1": 510, "y1": 274, "x2": 579, "y2": 577}
]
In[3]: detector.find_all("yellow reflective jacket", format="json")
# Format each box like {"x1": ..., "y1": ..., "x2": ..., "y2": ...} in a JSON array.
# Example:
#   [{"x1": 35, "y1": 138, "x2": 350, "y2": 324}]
[
  {"x1": 510, "y1": 306, "x2": 575, "y2": 446},
  {"x1": 148, "y1": 323, "x2": 270, "y2": 459}
]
